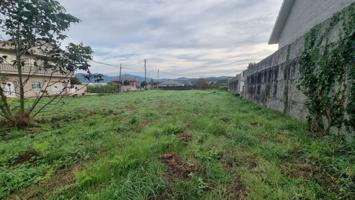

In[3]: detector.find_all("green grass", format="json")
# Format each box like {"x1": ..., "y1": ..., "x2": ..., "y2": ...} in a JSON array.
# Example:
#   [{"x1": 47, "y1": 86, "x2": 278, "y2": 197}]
[{"x1": 0, "y1": 90, "x2": 354, "y2": 199}]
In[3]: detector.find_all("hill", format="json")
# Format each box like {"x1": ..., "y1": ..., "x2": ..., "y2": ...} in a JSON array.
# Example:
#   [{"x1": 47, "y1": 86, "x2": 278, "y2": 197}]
[{"x1": 75, "y1": 73, "x2": 232, "y2": 85}]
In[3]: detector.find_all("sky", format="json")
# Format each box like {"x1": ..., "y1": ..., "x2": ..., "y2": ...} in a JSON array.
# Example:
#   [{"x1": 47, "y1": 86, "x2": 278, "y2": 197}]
[{"x1": 58, "y1": 0, "x2": 283, "y2": 78}]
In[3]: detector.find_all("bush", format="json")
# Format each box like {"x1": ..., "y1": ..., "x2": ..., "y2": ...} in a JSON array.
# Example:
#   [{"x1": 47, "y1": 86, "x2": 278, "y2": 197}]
[
  {"x1": 161, "y1": 124, "x2": 182, "y2": 135},
  {"x1": 218, "y1": 86, "x2": 228, "y2": 91},
  {"x1": 87, "y1": 84, "x2": 119, "y2": 94}
]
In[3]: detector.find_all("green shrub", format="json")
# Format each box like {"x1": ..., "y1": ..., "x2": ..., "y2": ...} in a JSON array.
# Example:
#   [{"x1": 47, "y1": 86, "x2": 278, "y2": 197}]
[
  {"x1": 87, "y1": 84, "x2": 119, "y2": 94},
  {"x1": 195, "y1": 147, "x2": 222, "y2": 162},
  {"x1": 32, "y1": 141, "x2": 50, "y2": 155},
  {"x1": 160, "y1": 124, "x2": 182, "y2": 135}
]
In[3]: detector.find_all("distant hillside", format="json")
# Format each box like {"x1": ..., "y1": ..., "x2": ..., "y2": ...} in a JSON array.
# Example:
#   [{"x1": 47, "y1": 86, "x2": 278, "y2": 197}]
[
  {"x1": 76, "y1": 73, "x2": 145, "y2": 83},
  {"x1": 76, "y1": 73, "x2": 232, "y2": 85}
]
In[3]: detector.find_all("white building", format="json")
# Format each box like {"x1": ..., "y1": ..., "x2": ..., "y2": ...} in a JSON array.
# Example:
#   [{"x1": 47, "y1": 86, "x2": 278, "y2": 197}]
[
  {"x1": 269, "y1": 0, "x2": 355, "y2": 48},
  {"x1": 159, "y1": 80, "x2": 185, "y2": 87},
  {"x1": 0, "y1": 41, "x2": 74, "y2": 98}
]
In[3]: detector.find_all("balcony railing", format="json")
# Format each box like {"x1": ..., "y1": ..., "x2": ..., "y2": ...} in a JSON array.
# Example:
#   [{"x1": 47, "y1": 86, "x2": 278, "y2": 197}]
[{"x1": 0, "y1": 63, "x2": 72, "y2": 78}]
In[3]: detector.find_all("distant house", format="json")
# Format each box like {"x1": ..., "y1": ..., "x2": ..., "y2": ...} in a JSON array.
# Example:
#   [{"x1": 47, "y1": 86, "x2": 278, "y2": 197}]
[
  {"x1": 111, "y1": 80, "x2": 121, "y2": 86},
  {"x1": 88, "y1": 82, "x2": 107, "y2": 86},
  {"x1": 68, "y1": 84, "x2": 88, "y2": 96},
  {"x1": 159, "y1": 80, "x2": 185, "y2": 87},
  {"x1": 127, "y1": 80, "x2": 139, "y2": 88},
  {"x1": 120, "y1": 80, "x2": 139, "y2": 92},
  {"x1": 269, "y1": 0, "x2": 354, "y2": 48},
  {"x1": 0, "y1": 40, "x2": 87, "y2": 98}
]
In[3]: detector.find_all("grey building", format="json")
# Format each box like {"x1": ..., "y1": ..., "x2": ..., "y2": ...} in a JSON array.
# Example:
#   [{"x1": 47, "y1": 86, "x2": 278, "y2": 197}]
[{"x1": 269, "y1": 0, "x2": 355, "y2": 48}]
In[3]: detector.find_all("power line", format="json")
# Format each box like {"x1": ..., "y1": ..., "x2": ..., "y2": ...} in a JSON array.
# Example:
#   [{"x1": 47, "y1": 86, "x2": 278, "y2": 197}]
[
  {"x1": 91, "y1": 60, "x2": 118, "y2": 67},
  {"x1": 91, "y1": 59, "x2": 237, "y2": 79},
  {"x1": 92, "y1": 60, "x2": 149, "y2": 73}
]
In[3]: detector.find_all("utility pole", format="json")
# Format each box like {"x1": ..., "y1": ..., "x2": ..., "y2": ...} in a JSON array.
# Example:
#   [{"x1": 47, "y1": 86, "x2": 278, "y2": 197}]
[
  {"x1": 144, "y1": 59, "x2": 147, "y2": 83},
  {"x1": 144, "y1": 59, "x2": 147, "y2": 89},
  {"x1": 119, "y1": 64, "x2": 122, "y2": 83},
  {"x1": 157, "y1": 69, "x2": 160, "y2": 89},
  {"x1": 118, "y1": 64, "x2": 122, "y2": 93}
]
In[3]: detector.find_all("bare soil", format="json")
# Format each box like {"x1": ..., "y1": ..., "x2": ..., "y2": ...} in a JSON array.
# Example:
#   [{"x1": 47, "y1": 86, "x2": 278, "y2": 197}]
[
  {"x1": 13, "y1": 149, "x2": 39, "y2": 165},
  {"x1": 178, "y1": 131, "x2": 192, "y2": 143},
  {"x1": 226, "y1": 176, "x2": 247, "y2": 200},
  {"x1": 159, "y1": 153, "x2": 195, "y2": 180}
]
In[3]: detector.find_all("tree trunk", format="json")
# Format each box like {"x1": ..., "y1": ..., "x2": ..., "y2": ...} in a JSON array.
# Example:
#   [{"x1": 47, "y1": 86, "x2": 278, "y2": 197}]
[
  {"x1": 15, "y1": 28, "x2": 25, "y2": 115},
  {"x1": 0, "y1": 87, "x2": 13, "y2": 121}
]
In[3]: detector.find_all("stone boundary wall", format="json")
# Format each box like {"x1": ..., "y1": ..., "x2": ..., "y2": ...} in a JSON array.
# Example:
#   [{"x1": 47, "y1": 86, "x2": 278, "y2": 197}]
[
  {"x1": 244, "y1": 36, "x2": 307, "y2": 120},
  {"x1": 229, "y1": 15, "x2": 345, "y2": 120}
]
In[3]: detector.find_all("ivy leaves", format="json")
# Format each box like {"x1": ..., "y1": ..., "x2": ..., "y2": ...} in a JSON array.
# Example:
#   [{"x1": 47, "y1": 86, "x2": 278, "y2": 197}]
[{"x1": 298, "y1": 3, "x2": 355, "y2": 135}]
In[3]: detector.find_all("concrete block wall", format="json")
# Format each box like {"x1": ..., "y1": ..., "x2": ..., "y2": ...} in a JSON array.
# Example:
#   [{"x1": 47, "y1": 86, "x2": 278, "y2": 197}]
[
  {"x1": 230, "y1": 12, "x2": 349, "y2": 120},
  {"x1": 235, "y1": 35, "x2": 308, "y2": 120}
]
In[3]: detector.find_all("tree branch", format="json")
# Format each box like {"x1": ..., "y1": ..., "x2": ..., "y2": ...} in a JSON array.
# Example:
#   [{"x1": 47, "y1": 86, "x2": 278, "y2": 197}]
[
  {"x1": 32, "y1": 84, "x2": 69, "y2": 118},
  {"x1": 29, "y1": 71, "x2": 72, "y2": 113}
]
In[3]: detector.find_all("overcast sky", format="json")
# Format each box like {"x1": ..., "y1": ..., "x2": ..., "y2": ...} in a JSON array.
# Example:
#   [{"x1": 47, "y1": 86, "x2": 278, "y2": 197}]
[{"x1": 58, "y1": 0, "x2": 283, "y2": 78}]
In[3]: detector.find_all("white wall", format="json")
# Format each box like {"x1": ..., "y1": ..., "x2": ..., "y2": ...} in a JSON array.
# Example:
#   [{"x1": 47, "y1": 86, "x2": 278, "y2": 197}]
[{"x1": 279, "y1": 0, "x2": 354, "y2": 47}]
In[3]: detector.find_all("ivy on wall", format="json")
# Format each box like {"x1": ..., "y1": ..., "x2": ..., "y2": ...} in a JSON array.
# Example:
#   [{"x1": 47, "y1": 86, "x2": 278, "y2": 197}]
[{"x1": 298, "y1": 3, "x2": 354, "y2": 135}]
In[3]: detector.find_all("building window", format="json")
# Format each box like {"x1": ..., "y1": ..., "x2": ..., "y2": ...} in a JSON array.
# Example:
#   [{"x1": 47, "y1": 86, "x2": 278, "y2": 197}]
[{"x1": 31, "y1": 82, "x2": 42, "y2": 91}]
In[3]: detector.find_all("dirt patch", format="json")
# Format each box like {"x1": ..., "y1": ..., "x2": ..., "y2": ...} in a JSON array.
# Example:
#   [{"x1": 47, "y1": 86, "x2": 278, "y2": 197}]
[
  {"x1": 159, "y1": 153, "x2": 195, "y2": 180},
  {"x1": 250, "y1": 122, "x2": 263, "y2": 127},
  {"x1": 281, "y1": 162, "x2": 315, "y2": 178},
  {"x1": 256, "y1": 134, "x2": 268, "y2": 143},
  {"x1": 250, "y1": 121, "x2": 262, "y2": 127},
  {"x1": 286, "y1": 147, "x2": 305, "y2": 159},
  {"x1": 178, "y1": 131, "x2": 192, "y2": 143},
  {"x1": 9, "y1": 163, "x2": 83, "y2": 200},
  {"x1": 244, "y1": 157, "x2": 258, "y2": 169},
  {"x1": 13, "y1": 149, "x2": 39, "y2": 165},
  {"x1": 125, "y1": 104, "x2": 138, "y2": 111},
  {"x1": 226, "y1": 176, "x2": 247, "y2": 200},
  {"x1": 280, "y1": 147, "x2": 312, "y2": 178},
  {"x1": 221, "y1": 151, "x2": 258, "y2": 170},
  {"x1": 153, "y1": 153, "x2": 195, "y2": 200},
  {"x1": 45, "y1": 163, "x2": 82, "y2": 192}
]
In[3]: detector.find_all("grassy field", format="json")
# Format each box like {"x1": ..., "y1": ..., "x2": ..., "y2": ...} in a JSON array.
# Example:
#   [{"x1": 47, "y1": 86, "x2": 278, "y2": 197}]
[{"x1": 0, "y1": 90, "x2": 354, "y2": 199}]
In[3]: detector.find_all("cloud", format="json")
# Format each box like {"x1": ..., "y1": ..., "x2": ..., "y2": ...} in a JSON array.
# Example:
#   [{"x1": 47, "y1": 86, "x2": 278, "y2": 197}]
[{"x1": 59, "y1": 0, "x2": 282, "y2": 78}]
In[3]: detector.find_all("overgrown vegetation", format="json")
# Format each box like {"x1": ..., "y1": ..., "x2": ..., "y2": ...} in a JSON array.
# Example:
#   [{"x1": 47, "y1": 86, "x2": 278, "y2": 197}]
[
  {"x1": 1, "y1": 90, "x2": 353, "y2": 199},
  {"x1": 298, "y1": 3, "x2": 355, "y2": 135},
  {"x1": 87, "y1": 83, "x2": 119, "y2": 94}
]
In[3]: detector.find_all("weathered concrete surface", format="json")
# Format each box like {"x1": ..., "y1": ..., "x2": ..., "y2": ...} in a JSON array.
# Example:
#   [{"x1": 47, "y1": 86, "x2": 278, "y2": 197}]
[
  {"x1": 242, "y1": 37, "x2": 307, "y2": 120},
  {"x1": 229, "y1": 9, "x2": 351, "y2": 121},
  {"x1": 228, "y1": 74, "x2": 245, "y2": 96}
]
